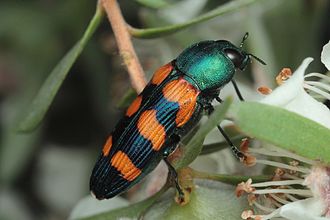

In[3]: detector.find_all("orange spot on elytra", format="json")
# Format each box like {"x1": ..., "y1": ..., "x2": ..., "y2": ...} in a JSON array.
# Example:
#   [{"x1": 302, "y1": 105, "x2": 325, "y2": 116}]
[
  {"x1": 137, "y1": 110, "x2": 166, "y2": 151},
  {"x1": 162, "y1": 79, "x2": 199, "y2": 127},
  {"x1": 151, "y1": 63, "x2": 173, "y2": 85},
  {"x1": 126, "y1": 96, "x2": 142, "y2": 117},
  {"x1": 102, "y1": 136, "x2": 113, "y2": 156},
  {"x1": 111, "y1": 151, "x2": 141, "y2": 181}
]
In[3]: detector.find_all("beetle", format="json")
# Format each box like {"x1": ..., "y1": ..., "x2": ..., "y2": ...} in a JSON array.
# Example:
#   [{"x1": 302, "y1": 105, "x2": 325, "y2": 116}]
[{"x1": 90, "y1": 33, "x2": 265, "y2": 200}]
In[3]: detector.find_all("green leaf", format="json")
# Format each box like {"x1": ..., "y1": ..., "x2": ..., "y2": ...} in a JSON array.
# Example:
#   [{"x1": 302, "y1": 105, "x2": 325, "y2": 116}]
[
  {"x1": 17, "y1": 5, "x2": 103, "y2": 132},
  {"x1": 129, "y1": 0, "x2": 263, "y2": 38},
  {"x1": 173, "y1": 97, "x2": 233, "y2": 169},
  {"x1": 143, "y1": 184, "x2": 249, "y2": 220},
  {"x1": 136, "y1": 0, "x2": 170, "y2": 9},
  {"x1": 229, "y1": 102, "x2": 330, "y2": 162},
  {"x1": 76, "y1": 186, "x2": 168, "y2": 220}
]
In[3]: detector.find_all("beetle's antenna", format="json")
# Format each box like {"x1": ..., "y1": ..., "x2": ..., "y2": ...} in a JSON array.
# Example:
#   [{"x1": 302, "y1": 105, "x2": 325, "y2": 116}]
[
  {"x1": 240, "y1": 32, "x2": 249, "y2": 48},
  {"x1": 240, "y1": 32, "x2": 266, "y2": 65},
  {"x1": 248, "y1": 53, "x2": 267, "y2": 65}
]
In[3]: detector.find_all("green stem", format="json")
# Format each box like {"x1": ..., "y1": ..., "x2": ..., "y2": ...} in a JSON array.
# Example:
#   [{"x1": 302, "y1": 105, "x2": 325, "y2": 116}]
[
  {"x1": 192, "y1": 169, "x2": 271, "y2": 185},
  {"x1": 128, "y1": 0, "x2": 264, "y2": 39},
  {"x1": 81, "y1": 4, "x2": 104, "y2": 44}
]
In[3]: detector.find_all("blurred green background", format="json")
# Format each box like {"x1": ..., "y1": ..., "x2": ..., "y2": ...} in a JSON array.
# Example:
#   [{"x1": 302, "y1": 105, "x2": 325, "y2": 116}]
[{"x1": 0, "y1": 0, "x2": 329, "y2": 219}]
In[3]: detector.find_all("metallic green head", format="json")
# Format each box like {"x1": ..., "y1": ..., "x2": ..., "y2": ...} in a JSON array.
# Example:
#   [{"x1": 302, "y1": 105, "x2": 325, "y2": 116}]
[{"x1": 175, "y1": 40, "x2": 251, "y2": 92}]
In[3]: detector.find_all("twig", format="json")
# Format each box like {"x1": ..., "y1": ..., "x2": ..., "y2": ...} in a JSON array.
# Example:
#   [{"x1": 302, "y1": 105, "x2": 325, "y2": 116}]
[{"x1": 101, "y1": 0, "x2": 147, "y2": 93}]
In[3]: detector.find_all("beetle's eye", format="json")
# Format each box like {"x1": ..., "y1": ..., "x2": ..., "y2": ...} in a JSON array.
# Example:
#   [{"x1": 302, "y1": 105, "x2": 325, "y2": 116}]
[{"x1": 224, "y1": 48, "x2": 243, "y2": 68}]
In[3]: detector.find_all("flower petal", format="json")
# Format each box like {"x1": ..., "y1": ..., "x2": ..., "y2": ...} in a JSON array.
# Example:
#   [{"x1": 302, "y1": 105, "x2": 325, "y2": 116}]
[
  {"x1": 260, "y1": 57, "x2": 330, "y2": 129},
  {"x1": 260, "y1": 58, "x2": 313, "y2": 106},
  {"x1": 284, "y1": 87, "x2": 330, "y2": 129},
  {"x1": 279, "y1": 198, "x2": 327, "y2": 220},
  {"x1": 321, "y1": 40, "x2": 330, "y2": 70}
]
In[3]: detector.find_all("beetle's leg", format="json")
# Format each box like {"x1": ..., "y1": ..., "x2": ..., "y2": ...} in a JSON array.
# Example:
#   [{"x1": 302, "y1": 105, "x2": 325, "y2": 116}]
[
  {"x1": 231, "y1": 79, "x2": 244, "y2": 101},
  {"x1": 162, "y1": 134, "x2": 184, "y2": 200},
  {"x1": 216, "y1": 125, "x2": 245, "y2": 160},
  {"x1": 163, "y1": 158, "x2": 184, "y2": 199},
  {"x1": 215, "y1": 97, "x2": 223, "y2": 103},
  {"x1": 207, "y1": 102, "x2": 245, "y2": 161}
]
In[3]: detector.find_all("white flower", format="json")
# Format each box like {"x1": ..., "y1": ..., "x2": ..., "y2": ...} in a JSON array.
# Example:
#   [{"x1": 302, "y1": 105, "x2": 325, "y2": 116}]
[
  {"x1": 236, "y1": 41, "x2": 330, "y2": 219},
  {"x1": 236, "y1": 143, "x2": 330, "y2": 220},
  {"x1": 260, "y1": 41, "x2": 330, "y2": 129}
]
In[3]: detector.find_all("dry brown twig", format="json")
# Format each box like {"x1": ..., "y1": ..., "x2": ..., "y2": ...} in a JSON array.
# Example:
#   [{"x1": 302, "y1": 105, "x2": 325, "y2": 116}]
[{"x1": 100, "y1": 0, "x2": 147, "y2": 93}]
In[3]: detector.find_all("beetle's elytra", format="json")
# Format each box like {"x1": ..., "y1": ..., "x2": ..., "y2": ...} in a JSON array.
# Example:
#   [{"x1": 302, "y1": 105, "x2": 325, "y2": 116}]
[{"x1": 90, "y1": 34, "x2": 264, "y2": 200}]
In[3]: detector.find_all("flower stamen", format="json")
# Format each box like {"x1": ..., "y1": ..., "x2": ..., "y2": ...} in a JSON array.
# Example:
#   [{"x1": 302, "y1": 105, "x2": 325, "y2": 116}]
[
  {"x1": 305, "y1": 72, "x2": 330, "y2": 82},
  {"x1": 268, "y1": 193, "x2": 290, "y2": 205},
  {"x1": 251, "y1": 179, "x2": 304, "y2": 188},
  {"x1": 252, "y1": 199, "x2": 276, "y2": 213},
  {"x1": 276, "y1": 68, "x2": 292, "y2": 85},
  {"x1": 304, "y1": 83, "x2": 330, "y2": 100},
  {"x1": 258, "y1": 86, "x2": 273, "y2": 95},
  {"x1": 305, "y1": 81, "x2": 330, "y2": 93},
  {"x1": 256, "y1": 159, "x2": 311, "y2": 174},
  {"x1": 285, "y1": 194, "x2": 299, "y2": 202},
  {"x1": 253, "y1": 188, "x2": 313, "y2": 196},
  {"x1": 248, "y1": 146, "x2": 316, "y2": 165}
]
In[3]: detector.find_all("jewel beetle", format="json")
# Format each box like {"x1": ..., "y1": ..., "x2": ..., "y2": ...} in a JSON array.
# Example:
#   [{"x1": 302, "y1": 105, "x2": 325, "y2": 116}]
[{"x1": 90, "y1": 33, "x2": 265, "y2": 200}]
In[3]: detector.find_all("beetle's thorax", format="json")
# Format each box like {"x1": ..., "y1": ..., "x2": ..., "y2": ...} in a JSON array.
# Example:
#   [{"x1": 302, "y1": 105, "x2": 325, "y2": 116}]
[{"x1": 175, "y1": 40, "x2": 250, "y2": 92}]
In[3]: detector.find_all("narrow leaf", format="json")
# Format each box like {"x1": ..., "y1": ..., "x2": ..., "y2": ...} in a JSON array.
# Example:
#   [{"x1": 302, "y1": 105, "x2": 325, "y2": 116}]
[
  {"x1": 229, "y1": 102, "x2": 330, "y2": 162},
  {"x1": 18, "y1": 5, "x2": 103, "y2": 132},
  {"x1": 129, "y1": 0, "x2": 262, "y2": 38},
  {"x1": 174, "y1": 97, "x2": 233, "y2": 169},
  {"x1": 135, "y1": 0, "x2": 170, "y2": 9}
]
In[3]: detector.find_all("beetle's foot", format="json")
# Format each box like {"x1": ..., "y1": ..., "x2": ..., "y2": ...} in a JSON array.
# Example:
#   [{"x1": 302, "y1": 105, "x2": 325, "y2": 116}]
[
  {"x1": 175, "y1": 190, "x2": 185, "y2": 204},
  {"x1": 237, "y1": 151, "x2": 247, "y2": 162},
  {"x1": 174, "y1": 186, "x2": 190, "y2": 206}
]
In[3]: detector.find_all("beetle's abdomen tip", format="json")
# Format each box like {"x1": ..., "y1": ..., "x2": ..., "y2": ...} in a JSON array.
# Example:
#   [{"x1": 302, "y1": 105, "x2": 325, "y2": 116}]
[{"x1": 90, "y1": 190, "x2": 106, "y2": 200}]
